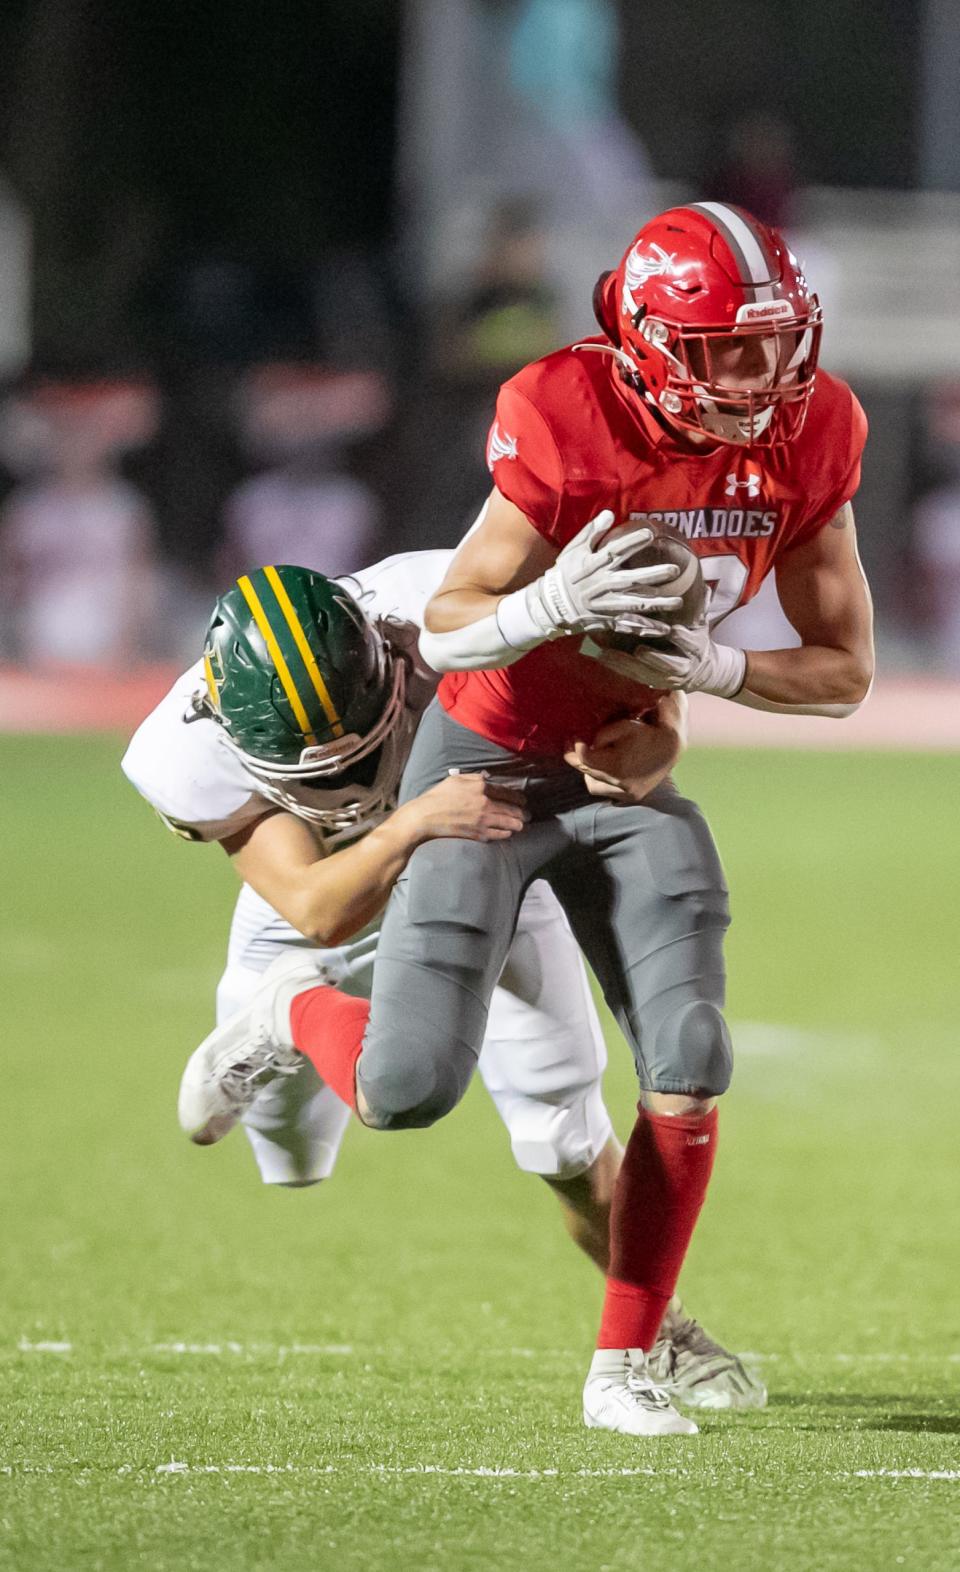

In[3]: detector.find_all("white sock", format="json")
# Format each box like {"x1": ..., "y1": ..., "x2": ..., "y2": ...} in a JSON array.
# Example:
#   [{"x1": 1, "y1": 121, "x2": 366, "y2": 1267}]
[{"x1": 588, "y1": 1348, "x2": 628, "y2": 1380}]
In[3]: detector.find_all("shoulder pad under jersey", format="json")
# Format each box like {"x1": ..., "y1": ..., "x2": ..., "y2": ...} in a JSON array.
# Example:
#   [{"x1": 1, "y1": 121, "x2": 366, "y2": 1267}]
[{"x1": 121, "y1": 661, "x2": 272, "y2": 843}]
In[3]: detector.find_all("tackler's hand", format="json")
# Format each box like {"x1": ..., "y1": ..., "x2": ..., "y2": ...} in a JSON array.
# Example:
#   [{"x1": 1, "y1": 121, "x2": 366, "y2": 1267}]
[
  {"x1": 564, "y1": 696, "x2": 687, "y2": 803},
  {"x1": 403, "y1": 769, "x2": 529, "y2": 845}
]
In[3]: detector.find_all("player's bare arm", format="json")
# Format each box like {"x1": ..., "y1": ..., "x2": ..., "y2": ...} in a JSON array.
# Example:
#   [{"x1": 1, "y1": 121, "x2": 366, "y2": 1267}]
[
  {"x1": 425, "y1": 489, "x2": 558, "y2": 627},
  {"x1": 420, "y1": 489, "x2": 682, "y2": 671},
  {"x1": 597, "y1": 507, "x2": 874, "y2": 717},
  {"x1": 222, "y1": 773, "x2": 527, "y2": 947},
  {"x1": 747, "y1": 503, "x2": 874, "y2": 706}
]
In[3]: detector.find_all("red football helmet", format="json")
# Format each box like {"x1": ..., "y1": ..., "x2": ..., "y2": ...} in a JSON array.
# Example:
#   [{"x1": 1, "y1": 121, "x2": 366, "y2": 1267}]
[{"x1": 591, "y1": 202, "x2": 822, "y2": 446}]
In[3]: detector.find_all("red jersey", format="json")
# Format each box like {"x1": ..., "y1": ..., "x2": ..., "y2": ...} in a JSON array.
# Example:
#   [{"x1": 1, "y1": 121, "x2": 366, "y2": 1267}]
[{"x1": 438, "y1": 341, "x2": 867, "y2": 755}]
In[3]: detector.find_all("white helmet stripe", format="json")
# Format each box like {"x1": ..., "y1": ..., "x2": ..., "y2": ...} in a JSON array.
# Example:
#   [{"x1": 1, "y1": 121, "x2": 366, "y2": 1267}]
[{"x1": 689, "y1": 202, "x2": 776, "y2": 302}]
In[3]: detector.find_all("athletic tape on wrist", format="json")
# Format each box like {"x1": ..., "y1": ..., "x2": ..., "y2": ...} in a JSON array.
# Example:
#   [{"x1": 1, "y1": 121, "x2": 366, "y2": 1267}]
[
  {"x1": 418, "y1": 608, "x2": 534, "y2": 673},
  {"x1": 495, "y1": 585, "x2": 553, "y2": 648},
  {"x1": 708, "y1": 643, "x2": 747, "y2": 699}
]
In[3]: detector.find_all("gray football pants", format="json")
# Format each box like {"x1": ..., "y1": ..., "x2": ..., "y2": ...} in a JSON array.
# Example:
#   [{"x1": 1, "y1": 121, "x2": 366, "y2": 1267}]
[{"x1": 356, "y1": 700, "x2": 733, "y2": 1128}]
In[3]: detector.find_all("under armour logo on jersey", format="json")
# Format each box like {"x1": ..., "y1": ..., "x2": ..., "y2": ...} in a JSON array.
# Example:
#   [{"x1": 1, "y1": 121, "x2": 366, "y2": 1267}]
[
  {"x1": 487, "y1": 422, "x2": 518, "y2": 468},
  {"x1": 725, "y1": 470, "x2": 762, "y2": 499}
]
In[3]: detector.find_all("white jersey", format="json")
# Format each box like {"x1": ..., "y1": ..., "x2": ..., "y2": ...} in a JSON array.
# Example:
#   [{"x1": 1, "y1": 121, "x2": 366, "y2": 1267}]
[
  {"x1": 122, "y1": 547, "x2": 611, "y2": 1189},
  {"x1": 121, "y1": 549, "x2": 456, "y2": 844}
]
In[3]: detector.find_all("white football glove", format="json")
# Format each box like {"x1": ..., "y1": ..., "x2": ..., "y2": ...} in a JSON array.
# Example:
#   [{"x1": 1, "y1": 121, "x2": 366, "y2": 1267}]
[
  {"x1": 589, "y1": 618, "x2": 747, "y2": 698},
  {"x1": 525, "y1": 511, "x2": 683, "y2": 639}
]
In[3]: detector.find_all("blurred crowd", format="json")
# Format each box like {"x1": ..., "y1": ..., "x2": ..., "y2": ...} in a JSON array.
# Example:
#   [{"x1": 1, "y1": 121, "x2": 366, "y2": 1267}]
[
  {"x1": 0, "y1": 195, "x2": 571, "y2": 669},
  {"x1": 0, "y1": 0, "x2": 957, "y2": 676},
  {"x1": 2, "y1": 179, "x2": 958, "y2": 678},
  {"x1": 0, "y1": 364, "x2": 392, "y2": 668}
]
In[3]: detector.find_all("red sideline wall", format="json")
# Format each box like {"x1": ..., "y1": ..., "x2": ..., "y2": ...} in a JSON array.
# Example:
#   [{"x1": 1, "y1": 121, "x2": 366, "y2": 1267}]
[
  {"x1": 0, "y1": 664, "x2": 958, "y2": 751},
  {"x1": 688, "y1": 679, "x2": 960, "y2": 751},
  {"x1": 0, "y1": 665, "x2": 182, "y2": 735}
]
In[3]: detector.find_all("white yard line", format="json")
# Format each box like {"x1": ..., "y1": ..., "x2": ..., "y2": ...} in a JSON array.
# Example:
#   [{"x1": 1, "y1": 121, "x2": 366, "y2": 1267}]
[
  {"x1": 831, "y1": 1352, "x2": 960, "y2": 1364},
  {"x1": 3, "y1": 1461, "x2": 958, "y2": 1484},
  {"x1": 853, "y1": 1470, "x2": 960, "y2": 1481},
  {"x1": 11, "y1": 1340, "x2": 960, "y2": 1363},
  {"x1": 147, "y1": 1462, "x2": 960, "y2": 1483},
  {"x1": 739, "y1": 1352, "x2": 960, "y2": 1364},
  {"x1": 148, "y1": 1341, "x2": 355, "y2": 1357}
]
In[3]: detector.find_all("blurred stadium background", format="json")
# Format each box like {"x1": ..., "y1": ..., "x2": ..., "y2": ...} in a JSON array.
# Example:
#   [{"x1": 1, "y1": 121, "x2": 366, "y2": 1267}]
[
  {"x1": 1, "y1": 0, "x2": 960, "y2": 696},
  {"x1": 1, "y1": 4, "x2": 958, "y2": 1570}
]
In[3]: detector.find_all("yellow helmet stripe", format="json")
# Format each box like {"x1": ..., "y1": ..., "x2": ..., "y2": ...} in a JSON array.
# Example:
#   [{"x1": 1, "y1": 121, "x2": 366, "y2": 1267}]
[
  {"x1": 236, "y1": 574, "x2": 319, "y2": 747},
  {"x1": 263, "y1": 565, "x2": 344, "y2": 738},
  {"x1": 203, "y1": 652, "x2": 220, "y2": 710}
]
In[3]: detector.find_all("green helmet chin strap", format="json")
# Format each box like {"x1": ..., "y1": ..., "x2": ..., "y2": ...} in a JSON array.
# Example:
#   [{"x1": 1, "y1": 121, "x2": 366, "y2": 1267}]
[{"x1": 200, "y1": 564, "x2": 409, "y2": 835}]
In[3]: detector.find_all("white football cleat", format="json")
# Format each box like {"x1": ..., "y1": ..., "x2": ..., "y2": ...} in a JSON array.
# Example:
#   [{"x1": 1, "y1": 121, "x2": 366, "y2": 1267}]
[
  {"x1": 647, "y1": 1297, "x2": 767, "y2": 1411},
  {"x1": 583, "y1": 1349, "x2": 698, "y2": 1437},
  {"x1": 178, "y1": 951, "x2": 335, "y2": 1145}
]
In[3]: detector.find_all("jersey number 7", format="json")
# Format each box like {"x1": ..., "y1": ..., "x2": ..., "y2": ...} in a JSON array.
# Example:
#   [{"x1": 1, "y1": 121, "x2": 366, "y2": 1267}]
[{"x1": 700, "y1": 556, "x2": 750, "y2": 624}]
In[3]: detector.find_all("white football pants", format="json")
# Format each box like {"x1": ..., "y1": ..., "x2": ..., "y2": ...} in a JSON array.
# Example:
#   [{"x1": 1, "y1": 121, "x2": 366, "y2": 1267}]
[{"x1": 216, "y1": 878, "x2": 613, "y2": 1186}]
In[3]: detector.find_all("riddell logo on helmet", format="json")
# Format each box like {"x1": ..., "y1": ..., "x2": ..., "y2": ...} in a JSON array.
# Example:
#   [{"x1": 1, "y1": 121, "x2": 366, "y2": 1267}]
[{"x1": 735, "y1": 300, "x2": 794, "y2": 324}]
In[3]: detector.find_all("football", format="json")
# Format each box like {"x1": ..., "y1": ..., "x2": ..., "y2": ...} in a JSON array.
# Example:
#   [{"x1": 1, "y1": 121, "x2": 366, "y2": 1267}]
[{"x1": 593, "y1": 529, "x2": 706, "y2": 653}]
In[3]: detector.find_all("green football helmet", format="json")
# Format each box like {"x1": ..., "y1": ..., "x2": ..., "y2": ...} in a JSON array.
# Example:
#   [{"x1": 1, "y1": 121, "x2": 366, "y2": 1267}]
[{"x1": 200, "y1": 564, "x2": 409, "y2": 834}]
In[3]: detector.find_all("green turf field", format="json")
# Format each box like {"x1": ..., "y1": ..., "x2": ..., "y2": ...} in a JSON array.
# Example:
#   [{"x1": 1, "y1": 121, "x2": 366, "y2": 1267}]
[{"x1": 2, "y1": 734, "x2": 958, "y2": 1571}]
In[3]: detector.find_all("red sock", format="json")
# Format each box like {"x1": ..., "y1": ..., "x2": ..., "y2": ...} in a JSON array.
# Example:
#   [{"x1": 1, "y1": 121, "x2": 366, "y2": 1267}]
[
  {"x1": 596, "y1": 1105, "x2": 719, "y2": 1351},
  {"x1": 289, "y1": 986, "x2": 369, "y2": 1110}
]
